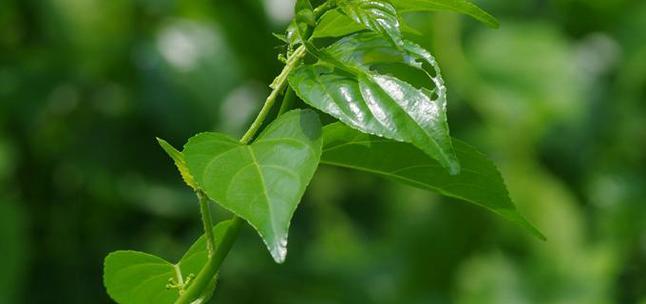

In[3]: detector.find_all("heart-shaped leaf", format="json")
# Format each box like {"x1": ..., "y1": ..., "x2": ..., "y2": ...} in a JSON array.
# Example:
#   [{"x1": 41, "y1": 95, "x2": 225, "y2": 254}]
[
  {"x1": 321, "y1": 123, "x2": 545, "y2": 240},
  {"x1": 395, "y1": 0, "x2": 499, "y2": 28},
  {"x1": 103, "y1": 220, "x2": 232, "y2": 304},
  {"x1": 183, "y1": 109, "x2": 323, "y2": 263},
  {"x1": 337, "y1": 0, "x2": 403, "y2": 47},
  {"x1": 289, "y1": 33, "x2": 459, "y2": 174}
]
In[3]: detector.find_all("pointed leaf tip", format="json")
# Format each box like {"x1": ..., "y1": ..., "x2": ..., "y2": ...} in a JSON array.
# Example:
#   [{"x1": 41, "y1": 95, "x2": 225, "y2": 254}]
[
  {"x1": 156, "y1": 137, "x2": 198, "y2": 190},
  {"x1": 320, "y1": 123, "x2": 545, "y2": 240},
  {"x1": 184, "y1": 110, "x2": 323, "y2": 263}
]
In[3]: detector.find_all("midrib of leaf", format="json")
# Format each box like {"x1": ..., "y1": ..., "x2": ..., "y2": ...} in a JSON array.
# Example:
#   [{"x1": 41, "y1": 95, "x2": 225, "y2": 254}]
[
  {"x1": 319, "y1": 160, "x2": 505, "y2": 216},
  {"x1": 323, "y1": 138, "x2": 497, "y2": 180},
  {"x1": 360, "y1": 74, "x2": 454, "y2": 168},
  {"x1": 245, "y1": 146, "x2": 280, "y2": 247}
]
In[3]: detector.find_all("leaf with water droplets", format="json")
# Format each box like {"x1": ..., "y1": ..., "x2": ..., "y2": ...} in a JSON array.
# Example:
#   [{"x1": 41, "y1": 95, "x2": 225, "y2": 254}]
[
  {"x1": 183, "y1": 110, "x2": 323, "y2": 263},
  {"x1": 313, "y1": 9, "x2": 424, "y2": 39},
  {"x1": 337, "y1": 0, "x2": 403, "y2": 47},
  {"x1": 289, "y1": 32, "x2": 459, "y2": 174},
  {"x1": 103, "y1": 220, "x2": 233, "y2": 304}
]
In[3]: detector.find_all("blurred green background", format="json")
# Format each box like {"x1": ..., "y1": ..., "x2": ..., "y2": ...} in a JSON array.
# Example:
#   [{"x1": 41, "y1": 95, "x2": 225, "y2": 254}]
[{"x1": 1, "y1": 0, "x2": 645, "y2": 303}]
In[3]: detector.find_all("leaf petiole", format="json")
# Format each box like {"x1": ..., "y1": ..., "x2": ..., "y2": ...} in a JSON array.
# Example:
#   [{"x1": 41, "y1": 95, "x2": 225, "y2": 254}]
[{"x1": 196, "y1": 191, "x2": 216, "y2": 257}]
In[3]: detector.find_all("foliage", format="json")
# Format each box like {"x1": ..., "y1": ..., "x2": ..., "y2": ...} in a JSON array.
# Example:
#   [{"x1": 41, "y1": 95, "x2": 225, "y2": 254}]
[
  {"x1": 100, "y1": 0, "x2": 545, "y2": 303},
  {"x1": 3, "y1": 0, "x2": 644, "y2": 303}
]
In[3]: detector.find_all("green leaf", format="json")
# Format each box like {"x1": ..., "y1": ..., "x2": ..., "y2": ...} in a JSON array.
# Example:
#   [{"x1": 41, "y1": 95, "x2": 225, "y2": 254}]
[
  {"x1": 321, "y1": 123, "x2": 545, "y2": 240},
  {"x1": 289, "y1": 33, "x2": 460, "y2": 174},
  {"x1": 337, "y1": 0, "x2": 403, "y2": 47},
  {"x1": 313, "y1": 9, "x2": 423, "y2": 38},
  {"x1": 295, "y1": 0, "x2": 316, "y2": 27},
  {"x1": 183, "y1": 109, "x2": 323, "y2": 263},
  {"x1": 103, "y1": 220, "x2": 233, "y2": 304},
  {"x1": 312, "y1": 9, "x2": 365, "y2": 39},
  {"x1": 395, "y1": 0, "x2": 499, "y2": 28},
  {"x1": 287, "y1": 0, "x2": 316, "y2": 46},
  {"x1": 156, "y1": 138, "x2": 197, "y2": 190}
]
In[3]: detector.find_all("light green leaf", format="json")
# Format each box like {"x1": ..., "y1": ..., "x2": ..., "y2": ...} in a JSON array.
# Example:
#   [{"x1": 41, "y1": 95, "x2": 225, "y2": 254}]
[
  {"x1": 321, "y1": 123, "x2": 545, "y2": 240},
  {"x1": 289, "y1": 33, "x2": 459, "y2": 174},
  {"x1": 337, "y1": 0, "x2": 403, "y2": 47},
  {"x1": 396, "y1": 0, "x2": 499, "y2": 28},
  {"x1": 183, "y1": 109, "x2": 323, "y2": 263},
  {"x1": 156, "y1": 138, "x2": 197, "y2": 190},
  {"x1": 103, "y1": 220, "x2": 233, "y2": 304}
]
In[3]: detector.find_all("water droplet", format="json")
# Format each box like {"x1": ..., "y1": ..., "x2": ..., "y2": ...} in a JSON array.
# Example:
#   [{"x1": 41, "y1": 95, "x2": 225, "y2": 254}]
[{"x1": 270, "y1": 238, "x2": 288, "y2": 263}]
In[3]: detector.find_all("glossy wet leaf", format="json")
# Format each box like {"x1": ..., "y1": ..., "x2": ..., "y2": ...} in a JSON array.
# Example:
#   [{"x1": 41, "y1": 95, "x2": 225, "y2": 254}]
[
  {"x1": 337, "y1": 0, "x2": 403, "y2": 47},
  {"x1": 183, "y1": 110, "x2": 323, "y2": 263},
  {"x1": 321, "y1": 123, "x2": 545, "y2": 240},
  {"x1": 289, "y1": 33, "x2": 459, "y2": 174},
  {"x1": 103, "y1": 220, "x2": 233, "y2": 304},
  {"x1": 312, "y1": 9, "x2": 365, "y2": 39},
  {"x1": 396, "y1": 0, "x2": 499, "y2": 28},
  {"x1": 157, "y1": 138, "x2": 197, "y2": 190},
  {"x1": 313, "y1": 9, "x2": 423, "y2": 38}
]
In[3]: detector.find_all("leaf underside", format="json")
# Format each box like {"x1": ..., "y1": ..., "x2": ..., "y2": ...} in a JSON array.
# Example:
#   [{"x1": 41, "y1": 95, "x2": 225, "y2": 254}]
[
  {"x1": 183, "y1": 109, "x2": 323, "y2": 263},
  {"x1": 321, "y1": 123, "x2": 545, "y2": 240}
]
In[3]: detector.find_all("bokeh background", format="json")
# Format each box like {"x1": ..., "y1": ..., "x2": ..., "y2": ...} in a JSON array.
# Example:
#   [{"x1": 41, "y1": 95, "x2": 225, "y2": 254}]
[{"x1": 1, "y1": 0, "x2": 645, "y2": 303}]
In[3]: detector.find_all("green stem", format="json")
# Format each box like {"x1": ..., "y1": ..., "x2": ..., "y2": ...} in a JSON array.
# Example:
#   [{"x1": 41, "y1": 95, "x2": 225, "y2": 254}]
[
  {"x1": 240, "y1": 45, "x2": 307, "y2": 144},
  {"x1": 176, "y1": 4, "x2": 338, "y2": 302},
  {"x1": 174, "y1": 217, "x2": 243, "y2": 304},
  {"x1": 175, "y1": 42, "x2": 310, "y2": 304},
  {"x1": 197, "y1": 191, "x2": 216, "y2": 257}
]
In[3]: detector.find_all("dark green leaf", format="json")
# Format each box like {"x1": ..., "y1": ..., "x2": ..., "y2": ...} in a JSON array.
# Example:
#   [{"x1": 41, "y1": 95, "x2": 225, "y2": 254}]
[
  {"x1": 287, "y1": 0, "x2": 316, "y2": 46},
  {"x1": 313, "y1": 9, "x2": 423, "y2": 38},
  {"x1": 321, "y1": 123, "x2": 545, "y2": 240},
  {"x1": 103, "y1": 220, "x2": 233, "y2": 304},
  {"x1": 156, "y1": 138, "x2": 197, "y2": 190},
  {"x1": 183, "y1": 110, "x2": 323, "y2": 263},
  {"x1": 396, "y1": 0, "x2": 499, "y2": 28},
  {"x1": 337, "y1": 0, "x2": 403, "y2": 47},
  {"x1": 289, "y1": 33, "x2": 459, "y2": 174},
  {"x1": 312, "y1": 9, "x2": 365, "y2": 38}
]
